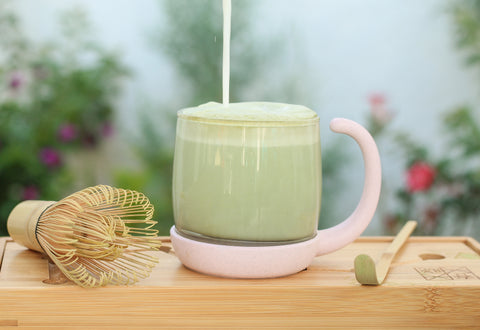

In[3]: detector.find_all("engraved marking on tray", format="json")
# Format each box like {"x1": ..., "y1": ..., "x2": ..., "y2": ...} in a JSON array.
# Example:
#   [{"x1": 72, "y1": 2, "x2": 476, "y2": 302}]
[{"x1": 415, "y1": 266, "x2": 480, "y2": 281}]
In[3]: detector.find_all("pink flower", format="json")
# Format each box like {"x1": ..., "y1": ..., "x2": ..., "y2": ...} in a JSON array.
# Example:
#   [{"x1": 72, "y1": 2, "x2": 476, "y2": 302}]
[
  {"x1": 9, "y1": 72, "x2": 23, "y2": 90},
  {"x1": 369, "y1": 93, "x2": 386, "y2": 107},
  {"x1": 22, "y1": 185, "x2": 39, "y2": 200},
  {"x1": 368, "y1": 93, "x2": 394, "y2": 125},
  {"x1": 101, "y1": 122, "x2": 114, "y2": 137},
  {"x1": 58, "y1": 123, "x2": 77, "y2": 142},
  {"x1": 406, "y1": 161, "x2": 436, "y2": 192},
  {"x1": 39, "y1": 147, "x2": 62, "y2": 168}
]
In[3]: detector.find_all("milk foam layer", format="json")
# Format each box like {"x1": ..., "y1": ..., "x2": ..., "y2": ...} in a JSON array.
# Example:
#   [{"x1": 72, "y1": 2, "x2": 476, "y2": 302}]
[
  {"x1": 179, "y1": 102, "x2": 318, "y2": 122},
  {"x1": 176, "y1": 102, "x2": 320, "y2": 147}
]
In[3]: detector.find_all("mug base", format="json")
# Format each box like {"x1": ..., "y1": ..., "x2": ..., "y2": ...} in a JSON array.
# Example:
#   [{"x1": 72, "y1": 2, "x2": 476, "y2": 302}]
[
  {"x1": 175, "y1": 227, "x2": 317, "y2": 247},
  {"x1": 170, "y1": 225, "x2": 320, "y2": 278}
]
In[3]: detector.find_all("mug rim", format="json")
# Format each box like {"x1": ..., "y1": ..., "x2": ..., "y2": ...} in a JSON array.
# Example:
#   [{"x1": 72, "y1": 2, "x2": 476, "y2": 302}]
[{"x1": 177, "y1": 111, "x2": 320, "y2": 127}]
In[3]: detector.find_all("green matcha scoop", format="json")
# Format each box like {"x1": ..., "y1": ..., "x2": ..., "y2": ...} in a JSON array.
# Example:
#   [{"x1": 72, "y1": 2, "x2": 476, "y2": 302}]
[{"x1": 354, "y1": 221, "x2": 417, "y2": 285}]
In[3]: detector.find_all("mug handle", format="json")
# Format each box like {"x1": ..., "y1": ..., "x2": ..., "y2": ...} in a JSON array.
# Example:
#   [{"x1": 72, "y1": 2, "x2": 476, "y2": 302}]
[{"x1": 315, "y1": 118, "x2": 382, "y2": 256}]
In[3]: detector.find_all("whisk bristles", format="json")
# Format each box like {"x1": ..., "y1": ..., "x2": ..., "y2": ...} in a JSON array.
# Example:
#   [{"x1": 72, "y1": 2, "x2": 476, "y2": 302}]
[{"x1": 8, "y1": 185, "x2": 161, "y2": 288}]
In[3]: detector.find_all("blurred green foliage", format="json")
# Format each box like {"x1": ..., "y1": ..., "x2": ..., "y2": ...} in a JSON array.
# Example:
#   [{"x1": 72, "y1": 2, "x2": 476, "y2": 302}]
[
  {"x1": 0, "y1": 4, "x2": 127, "y2": 235},
  {"x1": 451, "y1": 0, "x2": 480, "y2": 67},
  {"x1": 383, "y1": 107, "x2": 480, "y2": 236},
  {"x1": 157, "y1": 0, "x2": 269, "y2": 105},
  {"x1": 373, "y1": 0, "x2": 480, "y2": 237}
]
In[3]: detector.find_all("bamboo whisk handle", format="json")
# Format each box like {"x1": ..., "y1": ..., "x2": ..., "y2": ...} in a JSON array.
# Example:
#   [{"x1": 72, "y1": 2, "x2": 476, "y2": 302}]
[{"x1": 7, "y1": 200, "x2": 55, "y2": 252}]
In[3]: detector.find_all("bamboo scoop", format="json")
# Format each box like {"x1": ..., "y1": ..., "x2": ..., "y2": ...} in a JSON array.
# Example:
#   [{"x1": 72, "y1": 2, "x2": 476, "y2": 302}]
[{"x1": 354, "y1": 220, "x2": 417, "y2": 285}]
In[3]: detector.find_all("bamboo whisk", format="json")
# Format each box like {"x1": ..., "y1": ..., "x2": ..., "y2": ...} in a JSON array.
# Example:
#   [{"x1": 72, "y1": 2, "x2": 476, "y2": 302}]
[{"x1": 7, "y1": 185, "x2": 160, "y2": 288}]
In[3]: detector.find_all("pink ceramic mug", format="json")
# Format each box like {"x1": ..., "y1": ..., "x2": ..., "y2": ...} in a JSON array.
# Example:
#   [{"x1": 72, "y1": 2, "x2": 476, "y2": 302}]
[{"x1": 171, "y1": 102, "x2": 381, "y2": 278}]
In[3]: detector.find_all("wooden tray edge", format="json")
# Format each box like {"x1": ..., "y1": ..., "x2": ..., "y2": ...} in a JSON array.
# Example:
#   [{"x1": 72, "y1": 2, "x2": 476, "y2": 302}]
[
  {"x1": 1, "y1": 235, "x2": 479, "y2": 264},
  {"x1": 465, "y1": 236, "x2": 480, "y2": 254},
  {"x1": 355, "y1": 236, "x2": 478, "y2": 243},
  {"x1": 0, "y1": 237, "x2": 12, "y2": 269}
]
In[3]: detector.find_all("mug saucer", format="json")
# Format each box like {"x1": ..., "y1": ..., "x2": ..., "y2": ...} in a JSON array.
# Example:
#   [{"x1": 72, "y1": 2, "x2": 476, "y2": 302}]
[{"x1": 170, "y1": 225, "x2": 320, "y2": 278}]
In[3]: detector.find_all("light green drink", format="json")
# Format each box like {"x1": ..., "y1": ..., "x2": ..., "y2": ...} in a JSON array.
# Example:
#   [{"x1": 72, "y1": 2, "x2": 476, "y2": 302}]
[{"x1": 173, "y1": 102, "x2": 321, "y2": 244}]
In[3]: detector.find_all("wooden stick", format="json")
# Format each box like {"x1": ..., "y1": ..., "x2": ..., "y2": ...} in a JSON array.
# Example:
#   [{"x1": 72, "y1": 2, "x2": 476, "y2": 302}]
[{"x1": 354, "y1": 220, "x2": 417, "y2": 285}]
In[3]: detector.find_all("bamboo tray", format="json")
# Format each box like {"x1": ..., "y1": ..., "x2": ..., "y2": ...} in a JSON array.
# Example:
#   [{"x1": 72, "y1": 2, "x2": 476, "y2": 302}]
[{"x1": 1, "y1": 236, "x2": 480, "y2": 329}]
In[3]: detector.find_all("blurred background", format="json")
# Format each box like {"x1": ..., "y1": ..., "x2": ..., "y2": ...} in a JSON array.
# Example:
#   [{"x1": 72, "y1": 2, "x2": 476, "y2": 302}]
[{"x1": 1, "y1": 0, "x2": 479, "y2": 238}]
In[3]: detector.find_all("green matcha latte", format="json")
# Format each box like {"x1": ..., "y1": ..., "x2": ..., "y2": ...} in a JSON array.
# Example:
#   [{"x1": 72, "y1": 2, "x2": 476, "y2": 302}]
[{"x1": 172, "y1": 102, "x2": 321, "y2": 244}]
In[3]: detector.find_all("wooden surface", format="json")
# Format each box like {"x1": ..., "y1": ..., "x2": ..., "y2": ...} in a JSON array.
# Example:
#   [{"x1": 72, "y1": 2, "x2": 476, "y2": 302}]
[{"x1": 1, "y1": 236, "x2": 480, "y2": 329}]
